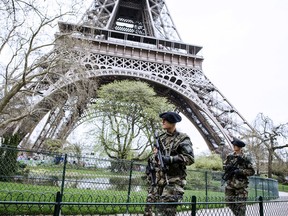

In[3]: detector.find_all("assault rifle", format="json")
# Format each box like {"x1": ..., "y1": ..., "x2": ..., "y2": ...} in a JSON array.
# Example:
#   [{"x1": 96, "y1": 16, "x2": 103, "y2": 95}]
[
  {"x1": 147, "y1": 158, "x2": 157, "y2": 186},
  {"x1": 147, "y1": 132, "x2": 169, "y2": 186},
  {"x1": 222, "y1": 155, "x2": 245, "y2": 183},
  {"x1": 154, "y1": 132, "x2": 168, "y2": 173}
]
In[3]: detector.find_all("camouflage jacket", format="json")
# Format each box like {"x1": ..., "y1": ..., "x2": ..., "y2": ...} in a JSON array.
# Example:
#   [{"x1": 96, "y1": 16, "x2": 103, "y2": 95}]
[
  {"x1": 146, "y1": 130, "x2": 194, "y2": 186},
  {"x1": 223, "y1": 151, "x2": 255, "y2": 189}
]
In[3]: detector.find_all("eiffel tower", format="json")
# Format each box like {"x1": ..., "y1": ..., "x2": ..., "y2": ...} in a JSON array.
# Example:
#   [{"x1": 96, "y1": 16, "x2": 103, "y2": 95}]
[{"x1": 5, "y1": 0, "x2": 254, "y2": 151}]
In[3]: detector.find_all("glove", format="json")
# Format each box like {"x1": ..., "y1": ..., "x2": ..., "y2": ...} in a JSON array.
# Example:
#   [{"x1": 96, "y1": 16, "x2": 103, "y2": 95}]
[
  {"x1": 233, "y1": 169, "x2": 244, "y2": 178},
  {"x1": 162, "y1": 155, "x2": 182, "y2": 164}
]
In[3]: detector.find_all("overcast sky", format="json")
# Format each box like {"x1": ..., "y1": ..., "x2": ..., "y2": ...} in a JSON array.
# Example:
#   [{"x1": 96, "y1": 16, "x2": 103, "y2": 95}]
[{"x1": 162, "y1": 0, "x2": 288, "y2": 154}]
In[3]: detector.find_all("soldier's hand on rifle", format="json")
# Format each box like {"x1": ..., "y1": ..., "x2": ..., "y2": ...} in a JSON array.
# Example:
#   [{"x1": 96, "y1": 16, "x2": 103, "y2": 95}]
[
  {"x1": 162, "y1": 155, "x2": 182, "y2": 164},
  {"x1": 233, "y1": 169, "x2": 244, "y2": 178}
]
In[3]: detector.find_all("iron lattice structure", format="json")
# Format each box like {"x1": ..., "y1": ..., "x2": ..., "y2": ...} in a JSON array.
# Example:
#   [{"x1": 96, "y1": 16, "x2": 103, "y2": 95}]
[{"x1": 5, "y1": 0, "x2": 254, "y2": 151}]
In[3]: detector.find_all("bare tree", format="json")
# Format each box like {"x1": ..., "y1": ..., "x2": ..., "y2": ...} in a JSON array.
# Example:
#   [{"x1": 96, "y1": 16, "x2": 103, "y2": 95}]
[
  {"x1": 244, "y1": 130, "x2": 266, "y2": 175},
  {"x1": 251, "y1": 113, "x2": 288, "y2": 178},
  {"x1": 0, "y1": 0, "x2": 89, "y2": 142}
]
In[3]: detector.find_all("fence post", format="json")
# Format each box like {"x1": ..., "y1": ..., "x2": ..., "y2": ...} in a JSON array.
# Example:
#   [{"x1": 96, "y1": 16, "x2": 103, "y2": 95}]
[
  {"x1": 205, "y1": 171, "x2": 208, "y2": 208},
  {"x1": 126, "y1": 160, "x2": 134, "y2": 212},
  {"x1": 54, "y1": 154, "x2": 67, "y2": 216},
  {"x1": 258, "y1": 196, "x2": 264, "y2": 216},
  {"x1": 53, "y1": 191, "x2": 62, "y2": 216},
  {"x1": 191, "y1": 195, "x2": 196, "y2": 216},
  {"x1": 60, "y1": 154, "x2": 68, "y2": 196}
]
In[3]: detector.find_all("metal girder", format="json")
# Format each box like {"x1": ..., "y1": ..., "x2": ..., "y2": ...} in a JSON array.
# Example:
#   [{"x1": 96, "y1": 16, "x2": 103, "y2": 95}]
[
  {"x1": 3, "y1": 0, "x2": 254, "y2": 152},
  {"x1": 79, "y1": 0, "x2": 181, "y2": 40}
]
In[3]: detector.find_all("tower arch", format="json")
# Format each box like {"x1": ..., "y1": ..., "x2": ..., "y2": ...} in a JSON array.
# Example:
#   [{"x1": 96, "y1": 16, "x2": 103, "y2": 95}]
[{"x1": 3, "y1": 0, "x2": 254, "y2": 152}]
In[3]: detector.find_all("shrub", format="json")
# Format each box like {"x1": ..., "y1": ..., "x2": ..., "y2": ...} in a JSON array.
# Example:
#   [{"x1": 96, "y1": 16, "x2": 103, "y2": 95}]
[{"x1": 194, "y1": 154, "x2": 222, "y2": 171}]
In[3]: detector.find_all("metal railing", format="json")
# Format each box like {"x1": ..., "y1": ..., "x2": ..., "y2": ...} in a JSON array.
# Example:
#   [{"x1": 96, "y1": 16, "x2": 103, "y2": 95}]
[
  {"x1": 1, "y1": 194, "x2": 287, "y2": 216},
  {"x1": 0, "y1": 147, "x2": 284, "y2": 215}
]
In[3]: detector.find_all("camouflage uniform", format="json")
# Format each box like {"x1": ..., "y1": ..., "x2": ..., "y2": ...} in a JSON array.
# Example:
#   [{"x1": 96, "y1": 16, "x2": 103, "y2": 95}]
[
  {"x1": 223, "y1": 151, "x2": 255, "y2": 216},
  {"x1": 144, "y1": 131, "x2": 194, "y2": 216}
]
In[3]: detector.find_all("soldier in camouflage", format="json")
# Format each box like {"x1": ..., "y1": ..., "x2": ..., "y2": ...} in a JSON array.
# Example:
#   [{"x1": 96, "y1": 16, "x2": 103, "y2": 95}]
[
  {"x1": 223, "y1": 138, "x2": 255, "y2": 216},
  {"x1": 144, "y1": 112, "x2": 194, "y2": 216}
]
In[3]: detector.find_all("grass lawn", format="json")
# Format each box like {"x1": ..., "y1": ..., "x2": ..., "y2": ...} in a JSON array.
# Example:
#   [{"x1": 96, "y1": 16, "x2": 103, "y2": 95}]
[
  {"x1": 279, "y1": 183, "x2": 288, "y2": 192},
  {"x1": 0, "y1": 181, "x2": 225, "y2": 215},
  {"x1": 0, "y1": 163, "x2": 281, "y2": 215}
]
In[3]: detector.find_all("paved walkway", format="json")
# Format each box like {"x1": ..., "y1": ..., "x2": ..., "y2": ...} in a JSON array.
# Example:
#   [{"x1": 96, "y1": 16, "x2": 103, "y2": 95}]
[
  {"x1": 278, "y1": 191, "x2": 288, "y2": 197},
  {"x1": 111, "y1": 192, "x2": 288, "y2": 216},
  {"x1": 194, "y1": 191, "x2": 288, "y2": 216}
]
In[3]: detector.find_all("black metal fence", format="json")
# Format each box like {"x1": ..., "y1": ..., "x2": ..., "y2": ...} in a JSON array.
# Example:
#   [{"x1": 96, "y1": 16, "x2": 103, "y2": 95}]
[
  {"x1": 1, "y1": 194, "x2": 288, "y2": 215},
  {"x1": 0, "y1": 147, "x2": 286, "y2": 215}
]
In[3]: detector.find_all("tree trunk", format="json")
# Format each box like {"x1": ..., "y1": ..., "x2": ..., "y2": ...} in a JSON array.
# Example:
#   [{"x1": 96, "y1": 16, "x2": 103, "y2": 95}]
[{"x1": 267, "y1": 148, "x2": 273, "y2": 178}]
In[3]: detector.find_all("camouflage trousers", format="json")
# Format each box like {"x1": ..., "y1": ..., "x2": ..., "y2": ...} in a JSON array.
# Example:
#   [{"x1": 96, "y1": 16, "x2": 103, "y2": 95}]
[
  {"x1": 144, "y1": 183, "x2": 184, "y2": 216},
  {"x1": 225, "y1": 187, "x2": 248, "y2": 216}
]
